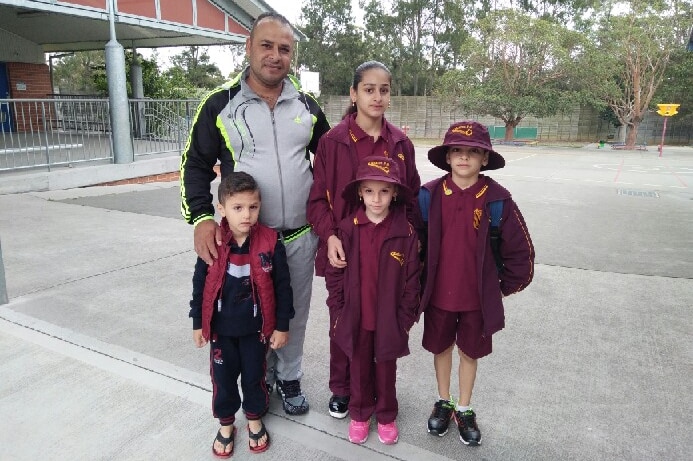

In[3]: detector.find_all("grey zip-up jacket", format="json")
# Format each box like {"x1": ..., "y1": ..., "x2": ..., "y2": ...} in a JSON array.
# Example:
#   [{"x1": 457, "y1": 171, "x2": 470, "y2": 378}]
[{"x1": 180, "y1": 67, "x2": 330, "y2": 230}]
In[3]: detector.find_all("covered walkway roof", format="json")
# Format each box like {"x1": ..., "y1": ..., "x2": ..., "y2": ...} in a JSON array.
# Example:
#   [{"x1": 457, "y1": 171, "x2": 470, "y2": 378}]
[{"x1": 0, "y1": 0, "x2": 304, "y2": 52}]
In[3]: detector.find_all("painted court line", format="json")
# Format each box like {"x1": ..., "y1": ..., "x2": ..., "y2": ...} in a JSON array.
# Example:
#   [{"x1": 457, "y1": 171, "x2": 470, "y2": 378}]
[
  {"x1": 661, "y1": 160, "x2": 689, "y2": 188},
  {"x1": 613, "y1": 158, "x2": 625, "y2": 182},
  {"x1": 508, "y1": 154, "x2": 538, "y2": 162}
]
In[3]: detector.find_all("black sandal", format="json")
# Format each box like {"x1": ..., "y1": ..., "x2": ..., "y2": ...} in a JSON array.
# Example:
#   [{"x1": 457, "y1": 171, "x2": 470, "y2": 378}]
[
  {"x1": 248, "y1": 421, "x2": 270, "y2": 454},
  {"x1": 212, "y1": 426, "x2": 235, "y2": 458}
]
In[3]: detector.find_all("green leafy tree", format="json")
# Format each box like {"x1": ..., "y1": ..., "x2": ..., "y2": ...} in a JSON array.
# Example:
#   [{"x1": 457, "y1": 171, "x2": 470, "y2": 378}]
[
  {"x1": 52, "y1": 51, "x2": 106, "y2": 95},
  {"x1": 654, "y1": 43, "x2": 693, "y2": 121},
  {"x1": 435, "y1": 9, "x2": 586, "y2": 140},
  {"x1": 580, "y1": 1, "x2": 688, "y2": 147},
  {"x1": 298, "y1": 0, "x2": 367, "y2": 95},
  {"x1": 167, "y1": 46, "x2": 225, "y2": 89},
  {"x1": 361, "y1": 0, "x2": 473, "y2": 96}
]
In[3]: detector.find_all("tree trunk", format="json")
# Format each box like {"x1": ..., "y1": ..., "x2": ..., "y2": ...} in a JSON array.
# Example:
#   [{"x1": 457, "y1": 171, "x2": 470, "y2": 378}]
[
  {"x1": 504, "y1": 120, "x2": 520, "y2": 141},
  {"x1": 625, "y1": 121, "x2": 640, "y2": 148}
]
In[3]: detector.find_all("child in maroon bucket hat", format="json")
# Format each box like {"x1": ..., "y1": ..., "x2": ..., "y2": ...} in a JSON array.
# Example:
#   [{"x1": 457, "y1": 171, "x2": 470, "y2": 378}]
[
  {"x1": 419, "y1": 121, "x2": 535, "y2": 446},
  {"x1": 325, "y1": 155, "x2": 420, "y2": 445}
]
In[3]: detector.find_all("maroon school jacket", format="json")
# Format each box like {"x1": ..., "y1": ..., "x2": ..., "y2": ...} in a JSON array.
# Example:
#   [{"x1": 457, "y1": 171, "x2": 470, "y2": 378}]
[
  {"x1": 307, "y1": 115, "x2": 423, "y2": 277},
  {"x1": 419, "y1": 176, "x2": 535, "y2": 337},
  {"x1": 325, "y1": 206, "x2": 420, "y2": 362}
]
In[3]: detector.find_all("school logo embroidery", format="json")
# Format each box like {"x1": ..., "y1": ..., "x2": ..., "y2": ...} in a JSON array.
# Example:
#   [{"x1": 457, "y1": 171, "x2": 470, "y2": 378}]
[
  {"x1": 473, "y1": 208, "x2": 483, "y2": 229},
  {"x1": 451, "y1": 124, "x2": 474, "y2": 137},
  {"x1": 213, "y1": 348, "x2": 223, "y2": 365},
  {"x1": 349, "y1": 129, "x2": 358, "y2": 142},
  {"x1": 368, "y1": 160, "x2": 390, "y2": 174},
  {"x1": 258, "y1": 252, "x2": 273, "y2": 273},
  {"x1": 390, "y1": 251, "x2": 405, "y2": 266},
  {"x1": 443, "y1": 180, "x2": 453, "y2": 196},
  {"x1": 475, "y1": 184, "x2": 488, "y2": 199}
]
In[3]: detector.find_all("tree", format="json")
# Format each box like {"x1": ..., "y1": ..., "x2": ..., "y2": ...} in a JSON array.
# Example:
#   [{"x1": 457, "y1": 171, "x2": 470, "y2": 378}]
[
  {"x1": 167, "y1": 46, "x2": 225, "y2": 89},
  {"x1": 435, "y1": 9, "x2": 586, "y2": 140},
  {"x1": 361, "y1": 0, "x2": 473, "y2": 96},
  {"x1": 298, "y1": 0, "x2": 367, "y2": 96},
  {"x1": 655, "y1": 48, "x2": 693, "y2": 121},
  {"x1": 580, "y1": 1, "x2": 688, "y2": 147},
  {"x1": 52, "y1": 51, "x2": 106, "y2": 95}
]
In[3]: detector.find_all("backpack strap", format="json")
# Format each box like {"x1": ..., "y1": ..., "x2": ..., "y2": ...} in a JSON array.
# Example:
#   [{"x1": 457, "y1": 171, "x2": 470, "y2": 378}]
[
  {"x1": 418, "y1": 187, "x2": 431, "y2": 222},
  {"x1": 488, "y1": 200, "x2": 504, "y2": 273}
]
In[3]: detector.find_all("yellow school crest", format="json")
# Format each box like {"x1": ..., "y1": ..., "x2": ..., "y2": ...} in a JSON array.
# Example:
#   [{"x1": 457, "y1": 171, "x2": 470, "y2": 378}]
[
  {"x1": 390, "y1": 251, "x2": 405, "y2": 266},
  {"x1": 473, "y1": 208, "x2": 483, "y2": 229},
  {"x1": 452, "y1": 125, "x2": 474, "y2": 136},
  {"x1": 368, "y1": 160, "x2": 390, "y2": 174}
]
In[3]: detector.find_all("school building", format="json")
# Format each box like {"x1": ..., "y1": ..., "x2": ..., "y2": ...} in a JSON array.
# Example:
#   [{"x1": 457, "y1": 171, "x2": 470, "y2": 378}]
[{"x1": 0, "y1": 0, "x2": 301, "y2": 159}]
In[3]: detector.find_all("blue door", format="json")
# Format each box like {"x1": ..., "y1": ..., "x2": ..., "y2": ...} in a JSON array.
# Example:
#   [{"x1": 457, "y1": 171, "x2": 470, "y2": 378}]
[{"x1": 0, "y1": 62, "x2": 12, "y2": 132}]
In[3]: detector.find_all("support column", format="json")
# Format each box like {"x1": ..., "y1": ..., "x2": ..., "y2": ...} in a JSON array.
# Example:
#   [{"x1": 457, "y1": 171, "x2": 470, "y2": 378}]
[
  {"x1": 105, "y1": 0, "x2": 134, "y2": 164},
  {"x1": 130, "y1": 47, "x2": 146, "y2": 139}
]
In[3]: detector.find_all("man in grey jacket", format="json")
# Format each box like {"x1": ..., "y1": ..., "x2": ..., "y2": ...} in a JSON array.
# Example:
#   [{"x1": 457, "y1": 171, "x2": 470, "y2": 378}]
[{"x1": 180, "y1": 12, "x2": 330, "y2": 416}]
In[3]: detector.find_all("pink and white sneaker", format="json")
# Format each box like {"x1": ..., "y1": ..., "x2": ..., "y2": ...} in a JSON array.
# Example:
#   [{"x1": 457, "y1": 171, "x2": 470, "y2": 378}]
[
  {"x1": 348, "y1": 419, "x2": 370, "y2": 444},
  {"x1": 377, "y1": 421, "x2": 399, "y2": 445}
]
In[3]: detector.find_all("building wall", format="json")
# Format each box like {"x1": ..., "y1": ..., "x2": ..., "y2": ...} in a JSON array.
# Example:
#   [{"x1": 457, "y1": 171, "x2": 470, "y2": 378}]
[
  {"x1": 6, "y1": 63, "x2": 53, "y2": 132},
  {"x1": 0, "y1": 29, "x2": 44, "y2": 64}
]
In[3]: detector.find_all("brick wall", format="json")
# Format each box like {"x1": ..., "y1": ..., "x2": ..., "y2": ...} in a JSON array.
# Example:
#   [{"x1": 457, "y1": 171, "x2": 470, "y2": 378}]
[{"x1": 6, "y1": 62, "x2": 54, "y2": 132}]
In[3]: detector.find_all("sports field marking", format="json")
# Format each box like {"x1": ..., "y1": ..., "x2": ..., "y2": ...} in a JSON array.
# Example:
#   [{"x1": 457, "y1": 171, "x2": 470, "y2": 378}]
[{"x1": 508, "y1": 154, "x2": 538, "y2": 162}]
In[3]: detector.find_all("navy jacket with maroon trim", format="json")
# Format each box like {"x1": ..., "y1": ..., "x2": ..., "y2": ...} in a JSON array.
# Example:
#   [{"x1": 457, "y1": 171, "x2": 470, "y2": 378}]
[
  {"x1": 419, "y1": 175, "x2": 534, "y2": 337},
  {"x1": 325, "y1": 205, "x2": 420, "y2": 362},
  {"x1": 307, "y1": 114, "x2": 423, "y2": 277},
  {"x1": 189, "y1": 218, "x2": 294, "y2": 342}
]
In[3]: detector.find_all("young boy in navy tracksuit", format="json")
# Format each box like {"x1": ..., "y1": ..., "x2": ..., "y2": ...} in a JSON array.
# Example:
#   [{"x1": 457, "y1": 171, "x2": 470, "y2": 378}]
[
  {"x1": 189, "y1": 172, "x2": 294, "y2": 457},
  {"x1": 325, "y1": 156, "x2": 420, "y2": 445},
  {"x1": 420, "y1": 121, "x2": 534, "y2": 446}
]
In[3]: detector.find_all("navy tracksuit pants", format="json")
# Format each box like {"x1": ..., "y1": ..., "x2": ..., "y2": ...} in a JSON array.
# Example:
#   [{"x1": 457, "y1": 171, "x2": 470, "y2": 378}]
[{"x1": 210, "y1": 333, "x2": 269, "y2": 425}]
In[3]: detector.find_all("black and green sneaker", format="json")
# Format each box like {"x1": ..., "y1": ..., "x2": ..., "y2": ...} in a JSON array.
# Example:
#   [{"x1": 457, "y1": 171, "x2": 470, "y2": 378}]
[
  {"x1": 454, "y1": 409, "x2": 481, "y2": 446},
  {"x1": 427, "y1": 399, "x2": 455, "y2": 436}
]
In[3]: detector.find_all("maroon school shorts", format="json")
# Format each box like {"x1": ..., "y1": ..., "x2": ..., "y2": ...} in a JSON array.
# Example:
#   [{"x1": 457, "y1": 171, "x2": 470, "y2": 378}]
[{"x1": 422, "y1": 306, "x2": 492, "y2": 359}]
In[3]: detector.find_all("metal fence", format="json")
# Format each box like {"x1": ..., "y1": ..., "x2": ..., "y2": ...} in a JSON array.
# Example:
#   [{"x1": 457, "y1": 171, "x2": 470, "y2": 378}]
[
  {"x1": 2, "y1": 96, "x2": 690, "y2": 173},
  {"x1": 0, "y1": 97, "x2": 200, "y2": 172}
]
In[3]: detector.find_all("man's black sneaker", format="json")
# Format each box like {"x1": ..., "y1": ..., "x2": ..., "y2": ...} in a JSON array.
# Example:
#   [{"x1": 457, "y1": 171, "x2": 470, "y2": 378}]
[
  {"x1": 454, "y1": 409, "x2": 482, "y2": 445},
  {"x1": 328, "y1": 395, "x2": 350, "y2": 419},
  {"x1": 275, "y1": 379, "x2": 309, "y2": 415},
  {"x1": 427, "y1": 399, "x2": 455, "y2": 436}
]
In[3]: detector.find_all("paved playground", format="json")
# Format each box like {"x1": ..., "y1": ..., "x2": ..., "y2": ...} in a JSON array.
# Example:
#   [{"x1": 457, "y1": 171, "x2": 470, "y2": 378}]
[{"x1": 0, "y1": 143, "x2": 691, "y2": 460}]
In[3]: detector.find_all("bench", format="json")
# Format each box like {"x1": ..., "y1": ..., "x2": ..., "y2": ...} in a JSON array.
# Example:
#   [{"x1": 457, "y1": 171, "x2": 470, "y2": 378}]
[{"x1": 611, "y1": 142, "x2": 647, "y2": 151}]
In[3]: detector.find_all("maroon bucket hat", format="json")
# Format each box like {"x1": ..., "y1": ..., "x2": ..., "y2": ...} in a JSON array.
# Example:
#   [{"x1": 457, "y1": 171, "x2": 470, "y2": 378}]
[
  {"x1": 428, "y1": 121, "x2": 505, "y2": 172},
  {"x1": 342, "y1": 156, "x2": 412, "y2": 204}
]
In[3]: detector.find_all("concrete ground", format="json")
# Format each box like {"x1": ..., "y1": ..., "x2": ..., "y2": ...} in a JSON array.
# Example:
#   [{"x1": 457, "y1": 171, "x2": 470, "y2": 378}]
[{"x1": 0, "y1": 143, "x2": 691, "y2": 460}]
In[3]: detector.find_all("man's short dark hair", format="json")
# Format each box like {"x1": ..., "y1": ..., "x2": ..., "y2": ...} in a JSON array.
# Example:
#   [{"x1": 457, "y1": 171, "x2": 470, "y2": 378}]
[
  {"x1": 250, "y1": 12, "x2": 292, "y2": 40},
  {"x1": 218, "y1": 172, "x2": 260, "y2": 204}
]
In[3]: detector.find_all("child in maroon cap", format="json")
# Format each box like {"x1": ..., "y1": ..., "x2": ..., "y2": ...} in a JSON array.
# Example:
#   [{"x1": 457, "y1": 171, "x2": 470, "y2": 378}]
[
  {"x1": 419, "y1": 121, "x2": 535, "y2": 446},
  {"x1": 325, "y1": 155, "x2": 420, "y2": 445}
]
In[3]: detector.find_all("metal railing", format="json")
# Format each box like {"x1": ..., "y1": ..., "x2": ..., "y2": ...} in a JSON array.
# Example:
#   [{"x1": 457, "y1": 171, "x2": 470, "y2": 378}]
[
  {"x1": 0, "y1": 97, "x2": 200, "y2": 172},
  {"x1": 130, "y1": 99, "x2": 198, "y2": 156}
]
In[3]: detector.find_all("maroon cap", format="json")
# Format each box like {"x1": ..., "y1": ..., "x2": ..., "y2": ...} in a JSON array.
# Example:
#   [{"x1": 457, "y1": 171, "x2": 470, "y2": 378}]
[
  {"x1": 342, "y1": 156, "x2": 412, "y2": 204},
  {"x1": 428, "y1": 121, "x2": 505, "y2": 172}
]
